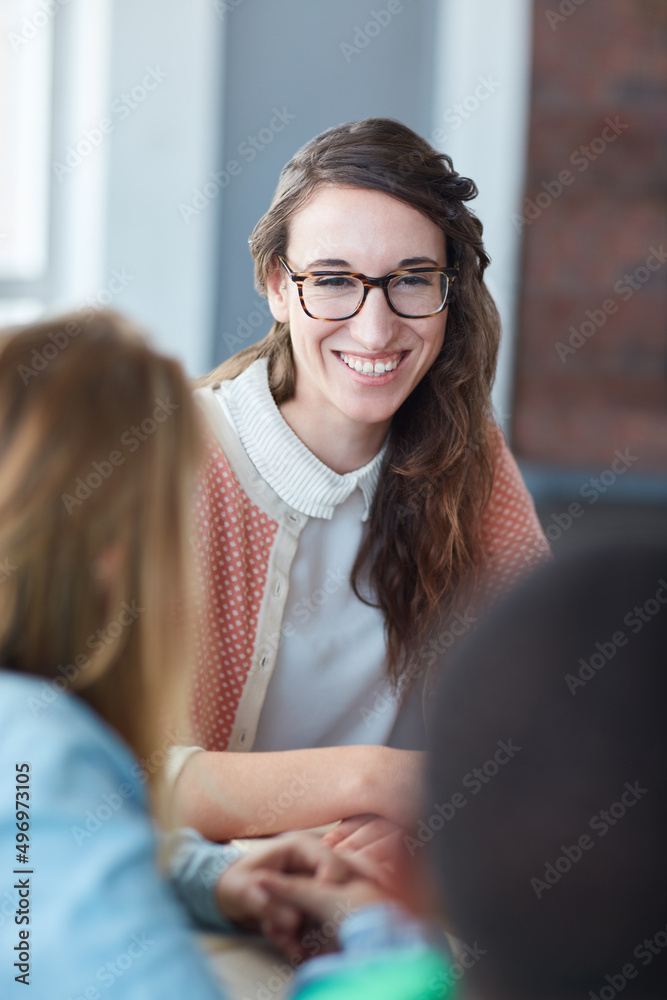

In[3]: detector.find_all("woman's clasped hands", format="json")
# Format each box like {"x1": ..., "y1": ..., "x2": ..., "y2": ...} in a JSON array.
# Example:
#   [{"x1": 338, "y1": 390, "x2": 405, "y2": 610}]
[{"x1": 214, "y1": 831, "x2": 393, "y2": 960}]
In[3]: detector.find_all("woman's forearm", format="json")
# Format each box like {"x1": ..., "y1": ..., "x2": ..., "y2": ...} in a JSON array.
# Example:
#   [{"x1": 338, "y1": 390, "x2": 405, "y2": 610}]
[{"x1": 172, "y1": 745, "x2": 425, "y2": 841}]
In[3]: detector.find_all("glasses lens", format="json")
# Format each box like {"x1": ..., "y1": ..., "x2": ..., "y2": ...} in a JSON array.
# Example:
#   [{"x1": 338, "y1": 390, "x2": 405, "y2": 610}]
[
  {"x1": 302, "y1": 275, "x2": 364, "y2": 319},
  {"x1": 388, "y1": 271, "x2": 448, "y2": 317}
]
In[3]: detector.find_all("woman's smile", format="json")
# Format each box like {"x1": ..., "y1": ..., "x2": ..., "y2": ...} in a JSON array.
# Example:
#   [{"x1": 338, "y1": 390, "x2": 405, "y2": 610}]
[{"x1": 336, "y1": 350, "x2": 406, "y2": 378}]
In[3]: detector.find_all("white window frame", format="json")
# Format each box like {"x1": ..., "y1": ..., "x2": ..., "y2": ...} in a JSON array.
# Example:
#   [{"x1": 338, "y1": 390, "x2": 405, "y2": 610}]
[{"x1": 431, "y1": 0, "x2": 533, "y2": 434}]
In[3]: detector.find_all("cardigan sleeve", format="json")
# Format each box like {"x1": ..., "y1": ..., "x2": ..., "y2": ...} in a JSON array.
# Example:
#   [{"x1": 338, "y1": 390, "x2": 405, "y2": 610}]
[
  {"x1": 475, "y1": 426, "x2": 551, "y2": 611},
  {"x1": 164, "y1": 827, "x2": 246, "y2": 932}
]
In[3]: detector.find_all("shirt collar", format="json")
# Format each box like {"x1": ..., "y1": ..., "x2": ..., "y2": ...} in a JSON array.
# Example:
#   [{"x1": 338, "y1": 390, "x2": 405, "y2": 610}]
[{"x1": 217, "y1": 358, "x2": 386, "y2": 521}]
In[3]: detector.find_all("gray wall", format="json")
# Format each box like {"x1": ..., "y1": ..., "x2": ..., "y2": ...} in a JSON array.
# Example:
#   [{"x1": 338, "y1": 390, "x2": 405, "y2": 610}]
[
  {"x1": 213, "y1": 0, "x2": 439, "y2": 366},
  {"x1": 104, "y1": 0, "x2": 225, "y2": 375}
]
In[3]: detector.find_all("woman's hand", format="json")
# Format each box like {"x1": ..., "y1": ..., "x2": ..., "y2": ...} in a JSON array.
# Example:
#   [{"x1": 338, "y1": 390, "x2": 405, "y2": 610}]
[
  {"x1": 322, "y1": 814, "x2": 407, "y2": 885},
  {"x1": 256, "y1": 858, "x2": 390, "y2": 960},
  {"x1": 214, "y1": 831, "x2": 381, "y2": 935}
]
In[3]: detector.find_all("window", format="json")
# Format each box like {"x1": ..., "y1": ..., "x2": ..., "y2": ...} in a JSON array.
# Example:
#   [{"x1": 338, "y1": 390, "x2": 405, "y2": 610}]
[{"x1": 0, "y1": 0, "x2": 54, "y2": 323}]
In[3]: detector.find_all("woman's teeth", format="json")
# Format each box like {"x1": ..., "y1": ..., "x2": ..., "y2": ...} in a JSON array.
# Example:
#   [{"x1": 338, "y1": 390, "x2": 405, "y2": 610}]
[{"x1": 340, "y1": 353, "x2": 401, "y2": 375}]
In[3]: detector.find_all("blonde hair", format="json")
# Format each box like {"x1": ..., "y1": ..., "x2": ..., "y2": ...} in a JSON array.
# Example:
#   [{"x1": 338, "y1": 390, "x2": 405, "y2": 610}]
[{"x1": 0, "y1": 310, "x2": 204, "y2": 793}]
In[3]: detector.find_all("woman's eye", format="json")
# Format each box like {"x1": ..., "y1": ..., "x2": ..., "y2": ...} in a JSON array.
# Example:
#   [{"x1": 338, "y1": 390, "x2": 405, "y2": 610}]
[
  {"x1": 313, "y1": 275, "x2": 355, "y2": 289},
  {"x1": 395, "y1": 273, "x2": 431, "y2": 288}
]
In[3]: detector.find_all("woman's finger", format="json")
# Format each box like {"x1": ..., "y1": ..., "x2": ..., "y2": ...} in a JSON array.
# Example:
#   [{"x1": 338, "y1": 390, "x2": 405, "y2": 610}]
[
  {"x1": 252, "y1": 832, "x2": 353, "y2": 881},
  {"x1": 257, "y1": 871, "x2": 350, "y2": 924},
  {"x1": 331, "y1": 817, "x2": 398, "y2": 853},
  {"x1": 246, "y1": 887, "x2": 301, "y2": 932},
  {"x1": 321, "y1": 815, "x2": 375, "y2": 847},
  {"x1": 327, "y1": 850, "x2": 398, "y2": 896}
]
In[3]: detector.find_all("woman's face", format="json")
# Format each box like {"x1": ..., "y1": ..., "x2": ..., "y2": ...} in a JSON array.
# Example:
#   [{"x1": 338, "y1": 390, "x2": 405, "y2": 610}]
[{"x1": 267, "y1": 185, "x2": 448, "y2": 435}]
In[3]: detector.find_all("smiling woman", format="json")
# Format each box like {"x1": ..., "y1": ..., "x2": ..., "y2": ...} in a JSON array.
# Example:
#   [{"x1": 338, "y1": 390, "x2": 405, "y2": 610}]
[{"x1": 174, "y1": 118, "x2": 550, "y2": 842}]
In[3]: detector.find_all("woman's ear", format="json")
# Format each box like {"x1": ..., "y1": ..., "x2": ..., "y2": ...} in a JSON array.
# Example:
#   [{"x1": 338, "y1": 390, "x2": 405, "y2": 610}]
[{"x1": 266, "y1": 258, "x2": 290, "y2": 324}]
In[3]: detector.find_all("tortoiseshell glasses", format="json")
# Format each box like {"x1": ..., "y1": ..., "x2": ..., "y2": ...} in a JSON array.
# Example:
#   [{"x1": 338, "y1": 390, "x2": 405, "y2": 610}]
[{"x1": 278, "y1": 256, "x2": 458, "y2": 321}]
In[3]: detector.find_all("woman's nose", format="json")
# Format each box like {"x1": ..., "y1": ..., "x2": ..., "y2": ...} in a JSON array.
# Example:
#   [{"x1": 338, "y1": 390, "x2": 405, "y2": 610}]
[{"x1": 349, "y1": 287, "x2": 399, "y2": 350}]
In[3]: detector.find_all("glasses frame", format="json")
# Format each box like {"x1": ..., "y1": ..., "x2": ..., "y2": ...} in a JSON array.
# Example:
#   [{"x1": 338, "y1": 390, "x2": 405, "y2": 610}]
[{"x1": 278, "y1": 256, "x2": 459, "y2": 321}]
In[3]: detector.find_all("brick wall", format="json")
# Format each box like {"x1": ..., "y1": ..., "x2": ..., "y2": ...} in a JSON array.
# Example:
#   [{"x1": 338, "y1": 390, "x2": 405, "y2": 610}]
[{"x1": 511, "y1": 0, "x2": 666, "y2": 475}]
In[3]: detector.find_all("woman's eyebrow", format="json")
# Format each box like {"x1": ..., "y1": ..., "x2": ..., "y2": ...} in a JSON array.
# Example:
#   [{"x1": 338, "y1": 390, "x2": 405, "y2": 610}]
[
  {"x1": 303, "y1": 257, "x2": 351, "y2": 269},
  {"x1": 398, "y1": 256, "x2": 440, "y2": 268},
  {"x1": 303, "y1": 255, "x2": 442, "y2": 270}
]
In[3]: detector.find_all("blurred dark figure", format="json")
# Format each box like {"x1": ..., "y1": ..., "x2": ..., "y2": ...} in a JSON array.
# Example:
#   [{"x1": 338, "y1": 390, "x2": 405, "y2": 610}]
[{"x1": 428, "y1": 540, "x2": 667, "y2": 1000}]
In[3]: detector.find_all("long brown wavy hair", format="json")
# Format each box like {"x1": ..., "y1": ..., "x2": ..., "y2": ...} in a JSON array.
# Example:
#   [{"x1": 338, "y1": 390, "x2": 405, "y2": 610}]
[
  {"x1": 198, "y1": 118, "x2": 501, "y2": 688},
  {"x1": 0, "y1": 311, "x2": 204, "y2": 790}
]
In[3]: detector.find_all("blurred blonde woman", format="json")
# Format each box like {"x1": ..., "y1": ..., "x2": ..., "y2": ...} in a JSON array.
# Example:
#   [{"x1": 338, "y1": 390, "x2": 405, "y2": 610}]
[{"x1": 0, "y1": 312, "x2": 424, "y2": 999}]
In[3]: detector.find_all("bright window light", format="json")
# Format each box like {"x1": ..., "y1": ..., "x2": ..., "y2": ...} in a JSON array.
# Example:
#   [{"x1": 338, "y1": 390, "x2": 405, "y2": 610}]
[{"x1": 0, "y1": 0, "x2": 53, "y2": 281}]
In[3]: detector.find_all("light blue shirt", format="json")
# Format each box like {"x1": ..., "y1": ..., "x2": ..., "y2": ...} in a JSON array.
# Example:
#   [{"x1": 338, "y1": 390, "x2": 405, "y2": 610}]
[
  {"x1": 0, "y1": 671, "x2": 233, "y2": 998},
  {"x1": 0, "y1": 670, "x2": 445, "y2": 999}
]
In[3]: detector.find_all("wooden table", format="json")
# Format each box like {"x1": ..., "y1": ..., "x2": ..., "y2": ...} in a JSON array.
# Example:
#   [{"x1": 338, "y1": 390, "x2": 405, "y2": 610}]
[{"x1": 200, "y1": 930, "x2": 294, "y2": 1000}]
